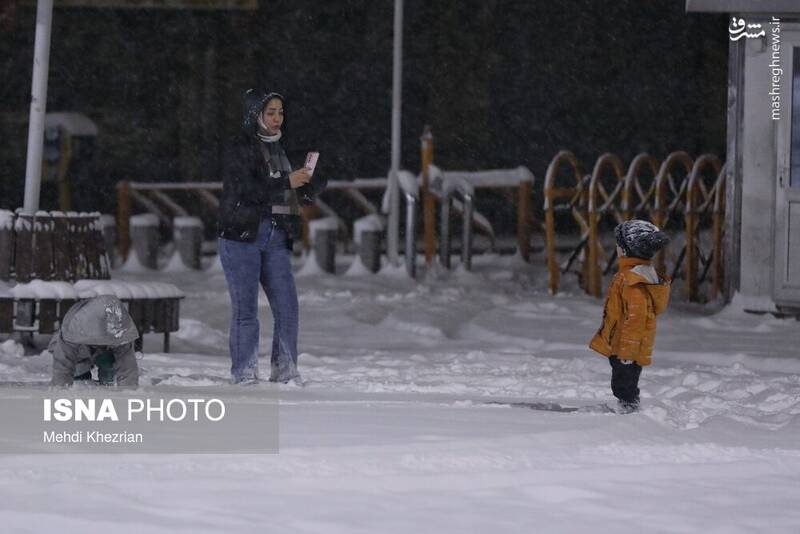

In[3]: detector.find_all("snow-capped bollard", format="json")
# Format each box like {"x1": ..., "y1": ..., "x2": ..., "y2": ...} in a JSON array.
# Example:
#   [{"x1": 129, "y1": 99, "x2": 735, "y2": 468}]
[
  {"x1": 130, "y1": 213, "x2": 159, "y2": 270},
  {"x1": 99, "y1": 214, "x2": 118, "y2": 268},
  {"x1": 173, "y1": 216, "x2": 203, "y2": 270},
  {"x1": 354, "y1": 215, "x2": 384, "y2": 273},
  {"x1": 361, "y1": 231, "x2": 382, "y2": 273},
  {"x1": 0, "y1": 210, "x2": 13, "y2": 281},
  {"x1": 309, "y1": 217, "x2": 338, "y2": 274}
]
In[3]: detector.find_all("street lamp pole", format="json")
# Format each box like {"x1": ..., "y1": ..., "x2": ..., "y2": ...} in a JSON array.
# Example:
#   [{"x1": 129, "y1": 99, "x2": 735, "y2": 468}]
[
  {"x1": 387, "y1": 0, "x2": 404, "y2": 266},
  {"x1": 22, "y1": 0, "x2": 54, "y2": 215}
]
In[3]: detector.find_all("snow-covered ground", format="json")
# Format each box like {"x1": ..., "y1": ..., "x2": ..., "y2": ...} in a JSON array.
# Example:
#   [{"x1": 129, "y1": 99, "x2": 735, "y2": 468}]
[{"x1": 1, "y1": 252, "x2": 799, "y2": 533}]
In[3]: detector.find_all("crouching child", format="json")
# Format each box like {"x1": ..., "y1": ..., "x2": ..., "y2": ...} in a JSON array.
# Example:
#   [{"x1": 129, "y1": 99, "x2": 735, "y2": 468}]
[
  {"x1": 50, "y1": 295, "x2": 140, "y2": 387},
  {"x1": 589, "y1": 220, "x2": 671, "y2": 413}
]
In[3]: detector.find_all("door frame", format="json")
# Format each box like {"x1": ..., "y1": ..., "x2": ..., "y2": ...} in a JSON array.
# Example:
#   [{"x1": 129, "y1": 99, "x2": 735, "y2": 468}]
[{"x1": 774, "y1": 28, "x2": 800, "y2": 306}]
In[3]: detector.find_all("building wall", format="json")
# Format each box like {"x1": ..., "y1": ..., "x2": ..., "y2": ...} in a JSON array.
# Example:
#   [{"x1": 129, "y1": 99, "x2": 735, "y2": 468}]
[
  {"x1": 736, "y1": 19, "x2": 800, "y2": 311},
  {"x1": 739, "y1": 29, "x2": 778, "y2": 309}
]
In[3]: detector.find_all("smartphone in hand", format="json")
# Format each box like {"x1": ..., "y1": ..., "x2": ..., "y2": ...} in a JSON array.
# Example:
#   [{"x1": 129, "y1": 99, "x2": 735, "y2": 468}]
[{"x1": 305, "y1": 151, "x2": 320, "y2": 177}]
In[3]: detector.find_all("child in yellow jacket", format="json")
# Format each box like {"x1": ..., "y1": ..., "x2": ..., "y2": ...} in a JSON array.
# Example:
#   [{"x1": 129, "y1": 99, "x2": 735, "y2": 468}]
[{"x1": 589, "y1": 220, "x2": 671, "y2": 413}]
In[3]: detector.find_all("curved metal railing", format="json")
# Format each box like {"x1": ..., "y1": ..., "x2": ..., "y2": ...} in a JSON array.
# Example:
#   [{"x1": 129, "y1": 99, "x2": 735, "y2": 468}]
[{"x1": 545, "y1": 151, "x2": 727, "y2": 302}]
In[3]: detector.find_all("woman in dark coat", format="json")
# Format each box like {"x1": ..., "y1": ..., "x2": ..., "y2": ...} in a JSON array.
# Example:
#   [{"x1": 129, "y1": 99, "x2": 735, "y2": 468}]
[{"x1": 217, "y1": 88, "x2": 326, "y2": 384}]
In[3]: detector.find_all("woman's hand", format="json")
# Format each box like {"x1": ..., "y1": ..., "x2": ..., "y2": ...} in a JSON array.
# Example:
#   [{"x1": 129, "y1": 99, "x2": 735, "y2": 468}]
[{"x1": 289, "y1": 168, "x2": 312, "y2": 189}]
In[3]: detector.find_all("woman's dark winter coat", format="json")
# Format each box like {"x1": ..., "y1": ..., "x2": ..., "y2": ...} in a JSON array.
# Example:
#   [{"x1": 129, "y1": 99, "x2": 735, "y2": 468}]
[{"x1": 217, "y1": 88, "x2": 327, "y2": 246}]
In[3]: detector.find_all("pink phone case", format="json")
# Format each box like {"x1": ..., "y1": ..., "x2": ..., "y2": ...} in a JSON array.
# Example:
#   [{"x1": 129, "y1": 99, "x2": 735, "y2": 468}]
[{"x1": 305, "y1": 152, "x2": 320, "y2": 176}]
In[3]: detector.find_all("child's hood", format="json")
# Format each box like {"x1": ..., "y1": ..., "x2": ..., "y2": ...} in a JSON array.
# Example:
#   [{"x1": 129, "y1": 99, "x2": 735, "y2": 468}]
[{"x1": 622, "y1": 264, "x2": 671, "y2": 315}]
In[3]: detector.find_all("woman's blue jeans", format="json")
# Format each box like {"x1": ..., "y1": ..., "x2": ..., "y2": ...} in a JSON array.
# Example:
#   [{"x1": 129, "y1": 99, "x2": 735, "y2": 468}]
[{"x1": 219, "y1": 217, "x2": 300, "y2": 383}]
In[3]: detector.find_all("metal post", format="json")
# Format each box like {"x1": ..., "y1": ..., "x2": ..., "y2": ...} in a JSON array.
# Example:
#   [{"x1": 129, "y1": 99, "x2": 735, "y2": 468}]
[
  {"x1": 685, "y1": 179, "x2": 698, "y2": 302},
  {"x1": 439, "y1": 194, "x2": 451, "y2": 269},
  {"x1": 517, "y1": 180, "x2": 531, "y2": 262},
  {"x1": 117, "y1": 181, "x2": 132, "y2": 261},
  {"x1": 712, "y1": 166, "x2": 727, "y2": 300},
  {"x1": 653, "y1": 173, "x2": 667, "y2": 275},
  {"x1": 461, "y1": 193, "x2": 473, "y2": 271},
  {"x1": 23, "y1": 0, "x2": 54, "y2": 215},
  {"x1": 544, "y1": 184, "x2": 559, "y2": 294},
  {"x1": 387, "y1": 0, "x2": 404, "y2": 266},
  {"x1": 404, "y1": 192, "x2": 416, "y2": 278},
  {"x1": 421, "y1": 126, "x2": 435, "y2": 264},
  {"x1": 587, "y1": 182, "x2": 601, "y2": 298}
]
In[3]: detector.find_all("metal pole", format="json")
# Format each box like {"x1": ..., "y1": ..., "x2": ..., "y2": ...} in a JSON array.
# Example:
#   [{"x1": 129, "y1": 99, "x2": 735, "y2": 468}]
[
  {"x1": 387, "y1": 0, "x2": 403, "y2": 265},
  {"x1": 404, "y1": 192, "x2": 416, "y2": 278},
  {"x1": 439, "y1": 193, "x2": 451, "y2": 269},
  {"x1": 23, "y1": 0, "x2": 54, "y2": 215},
  {"x1": 462, "y1": 193, "x2": 473, "y2": 271},
  {"x1": 420, "y1": 126, "x2": 435, "y2": 264}
]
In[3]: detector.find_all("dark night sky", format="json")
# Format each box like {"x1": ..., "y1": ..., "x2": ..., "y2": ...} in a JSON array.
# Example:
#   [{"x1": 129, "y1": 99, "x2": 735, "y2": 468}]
[{"x1": 0, "y1": 0, "x2": 728, "y2": 222}]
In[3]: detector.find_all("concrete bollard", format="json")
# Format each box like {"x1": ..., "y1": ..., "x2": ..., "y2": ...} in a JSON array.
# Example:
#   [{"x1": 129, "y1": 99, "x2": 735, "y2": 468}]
[
  {"x1": 309, "y1": 217, "x2": 338, "y2": 274},
  {"x1": 173, "y1": 216, "x2": 204, "y2": 270},
  {"x1": 99, "y1": 214, "x2": 118, "y2": 268},
  {"x1": 360, "y1": 231, "x2": 382, "y2": 273},
  {"x1": 130, "y1": 213, "x2": 159, "y2": 269},
  {"x1": 354, "y1": 215, "x2": 384, "y2": 273}
]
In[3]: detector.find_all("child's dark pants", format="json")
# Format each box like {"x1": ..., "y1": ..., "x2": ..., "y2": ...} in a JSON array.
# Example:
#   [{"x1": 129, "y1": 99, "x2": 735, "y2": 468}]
[{"x1": 609, "y1": 356, "x2": 642, "y2": 403}]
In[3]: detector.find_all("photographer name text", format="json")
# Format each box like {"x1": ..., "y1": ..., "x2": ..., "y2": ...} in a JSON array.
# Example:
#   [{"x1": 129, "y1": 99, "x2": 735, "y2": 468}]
[{"x1": 44, "y1": 430, "x2": 143, "y2": 444}]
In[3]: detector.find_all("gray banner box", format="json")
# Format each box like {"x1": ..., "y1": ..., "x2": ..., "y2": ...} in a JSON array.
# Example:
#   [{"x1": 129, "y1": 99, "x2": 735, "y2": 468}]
[{"x1": 0, "y1": 386, "x2": 279, "y2": 454}]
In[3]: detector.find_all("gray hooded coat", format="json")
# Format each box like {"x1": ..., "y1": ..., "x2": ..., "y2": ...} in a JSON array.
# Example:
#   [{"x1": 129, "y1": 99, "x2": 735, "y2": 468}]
[{"x1": 49, "y1": 295, "x2": 140, "y2": 386}]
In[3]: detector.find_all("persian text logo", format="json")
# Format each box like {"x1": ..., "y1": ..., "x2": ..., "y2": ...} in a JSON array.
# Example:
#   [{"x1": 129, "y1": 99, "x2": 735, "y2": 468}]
[{"x1": 729, "y1": 17, "x2": 766, "y2": 41}]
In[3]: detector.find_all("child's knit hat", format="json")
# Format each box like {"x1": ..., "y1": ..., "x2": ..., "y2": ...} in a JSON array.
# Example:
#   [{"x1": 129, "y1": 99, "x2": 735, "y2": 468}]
[{"x1": 614, "y1": 219, "x2": 669, "y2": 260}]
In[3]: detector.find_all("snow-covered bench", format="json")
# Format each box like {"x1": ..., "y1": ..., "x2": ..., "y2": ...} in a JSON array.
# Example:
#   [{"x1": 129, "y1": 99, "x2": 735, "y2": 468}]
[
  {"x1": 0, "y1": 210, "x2": 183, "y2": 352},
  {"x1": 0, "y1": 280, "x2": 183, "y2": 352}
]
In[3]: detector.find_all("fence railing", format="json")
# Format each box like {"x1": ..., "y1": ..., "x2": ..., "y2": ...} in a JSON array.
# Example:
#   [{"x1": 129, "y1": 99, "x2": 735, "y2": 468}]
[
  {"x1": 113, "y1": 141, "x2": 726, "y2": 302},
  {"x1": 115, "y1": 168, "x2": 535, "y2": 267},
  {"x1": 544, "y1": 151, "x2": 726, "y2": 302},
  {"x1": 116, "y1": 181, "x2": 222, "y2": 261},
  {"x1": 426, "y1": 164, "x2": 534, "y2": 258}
]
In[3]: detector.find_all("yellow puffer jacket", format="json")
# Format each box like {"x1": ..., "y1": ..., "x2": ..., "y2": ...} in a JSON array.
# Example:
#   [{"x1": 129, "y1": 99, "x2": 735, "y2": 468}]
[{"x1": 589, "y1": 257, "x2": 671, "y2": 366}]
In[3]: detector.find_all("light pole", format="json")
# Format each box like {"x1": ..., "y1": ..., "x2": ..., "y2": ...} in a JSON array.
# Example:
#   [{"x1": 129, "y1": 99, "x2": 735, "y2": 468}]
[
  {"x1": 22, "y1": 0, "x2": 54, "y2": 215},
  {"x1": 387, "y1": 0, "x2": 404, "y2": 266}
]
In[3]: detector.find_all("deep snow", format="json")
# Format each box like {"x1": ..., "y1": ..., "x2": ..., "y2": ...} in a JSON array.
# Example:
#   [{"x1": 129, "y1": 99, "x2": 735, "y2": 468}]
[{"x1": 1, "y1": 252, "x2": 799, "y2": 533}]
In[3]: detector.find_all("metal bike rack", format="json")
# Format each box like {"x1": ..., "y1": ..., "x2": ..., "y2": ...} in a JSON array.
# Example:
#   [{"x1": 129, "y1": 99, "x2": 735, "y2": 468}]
[
  {"x1": 439, "y1": 178, "x2": 475, "y2": 270},
  {"x1": 392, "y1": 170, "x2": 419, "y2": 279},
  {"x1": 404, "y1": 191, "x2": 417, "y2": 278}
]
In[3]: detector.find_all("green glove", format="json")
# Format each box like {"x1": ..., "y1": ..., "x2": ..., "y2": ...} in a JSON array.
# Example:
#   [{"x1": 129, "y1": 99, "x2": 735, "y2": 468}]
[{"x1": 95, "y1": 349, "x2": 116, "y2": 386}]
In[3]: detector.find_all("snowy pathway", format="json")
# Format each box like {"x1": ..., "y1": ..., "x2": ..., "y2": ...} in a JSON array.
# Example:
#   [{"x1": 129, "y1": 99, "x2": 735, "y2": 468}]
[{"x1": 1, "y1": 254, "x2": 799, "y2": 533}]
